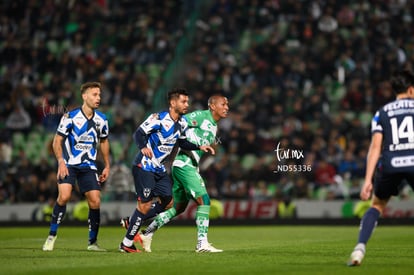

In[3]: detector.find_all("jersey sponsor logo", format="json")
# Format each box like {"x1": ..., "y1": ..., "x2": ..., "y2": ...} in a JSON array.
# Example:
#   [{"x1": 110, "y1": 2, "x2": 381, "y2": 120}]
[
  {"x1": 79, "y1": 135, "x2": 94, "y2": 142},
  {"x1": 158, "y1": 145, "x2": 172, "y2": 153},
  {"x1": 383, "y1": 100, "x2": 414, "y2": 112},
  {"x1": 387, "y1": 109, "x2": 414, "y2": 117},
  {"x1": 75, "y1": 144, "x2": 93, "y2": 151},
  {"x1": 391, "y1": 156, "x2": 414, "y2": 167},
  {"x1": 163, "y1": 137, "x2": 177, "y2": 144},
  {"x1": 389, "y1": 143, "x2": 414, "y2": 151}
]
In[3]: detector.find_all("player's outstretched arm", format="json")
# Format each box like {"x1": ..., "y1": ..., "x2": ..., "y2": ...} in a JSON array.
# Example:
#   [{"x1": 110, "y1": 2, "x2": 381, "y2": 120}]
[
  {"x1": 199, "y1": 145, "x2": 215, "y2": 155},
  {"x1": 177, "y1": 139, "x2": 215, "y2": 155}
]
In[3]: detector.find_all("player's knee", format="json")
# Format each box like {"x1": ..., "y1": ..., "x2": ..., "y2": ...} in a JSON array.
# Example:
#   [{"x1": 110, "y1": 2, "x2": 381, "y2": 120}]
[
  {"x1": 372, "y1": 196, "x2": 388, "y2": 215},
  {"x1": 85, "y1": 191, "x2": 101, "y2": 208},
  {"x1": 196, "y1": 194, "x2": 210, "y2": 206},
  {"x1": 160, "y1": 196, "x2": 173, "y2": 210},
  {"x1": 87, "y1": 198, "x2": 101, "y2": 209},
  {"x1": 137, "y1": 200, "x2": 153, "y2": 213},
  {"x1": 174, "y1": 202, "x2": 188, "y2": 214},
  {"x1": 371, "y1": 204, "x2": 385, "y2": 215},
  {"x1": 57, "y1": 194, "x2": 71, "y2": 205},
  {"x1": 165, "y1": 200, "x2": 174, "y2": 210}
]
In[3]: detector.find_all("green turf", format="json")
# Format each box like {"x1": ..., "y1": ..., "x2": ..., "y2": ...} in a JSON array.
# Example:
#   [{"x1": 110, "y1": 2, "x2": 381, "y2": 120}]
[{"x1": 0, "y1": 225, "x2": 412, "y2": 274}]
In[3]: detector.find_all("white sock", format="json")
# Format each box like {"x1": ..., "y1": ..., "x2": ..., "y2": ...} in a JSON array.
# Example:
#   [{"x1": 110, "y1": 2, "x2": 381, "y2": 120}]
[
  {"x1": 354, "y1": 243, "x2": 366, "y2": 253},
  {"x1": 123, "y1": 237, "x2": 133, "y2": 247}
]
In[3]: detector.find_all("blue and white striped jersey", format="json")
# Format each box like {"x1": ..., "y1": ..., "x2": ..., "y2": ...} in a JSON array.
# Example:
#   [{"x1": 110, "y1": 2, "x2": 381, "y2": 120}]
[
  {"x1": 133, "y1": 111, "x2": 188, "y2": 172},
  {"x1": 372, "y1": 98, "x2": 414, "y2": 172},
  {"x1": 56, "y1": 108, "x2": 109, "y2": 170}
]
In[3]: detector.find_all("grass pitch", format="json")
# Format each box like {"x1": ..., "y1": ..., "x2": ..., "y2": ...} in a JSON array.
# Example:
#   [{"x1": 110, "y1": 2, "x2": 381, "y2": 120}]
[{"x1": 0, "y1": 225, "x2": 412, "y2": 274}]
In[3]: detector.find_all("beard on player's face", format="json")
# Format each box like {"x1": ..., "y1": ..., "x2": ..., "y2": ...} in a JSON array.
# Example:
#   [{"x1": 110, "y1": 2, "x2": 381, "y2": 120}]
[{"x1": 171, "y1": 98, "x2": 188, "y2": 115}]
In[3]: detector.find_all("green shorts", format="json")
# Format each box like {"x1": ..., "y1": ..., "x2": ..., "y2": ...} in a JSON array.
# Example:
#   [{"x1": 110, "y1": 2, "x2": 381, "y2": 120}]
[{"x1": 171, "y1": 164, "x2": 207, "y2": 203}]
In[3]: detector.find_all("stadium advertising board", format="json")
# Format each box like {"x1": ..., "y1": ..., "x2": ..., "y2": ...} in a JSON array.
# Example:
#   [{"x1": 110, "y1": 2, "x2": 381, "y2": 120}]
[{"x1": 0, "y1": 200, "x2": 413, "y2": 222}]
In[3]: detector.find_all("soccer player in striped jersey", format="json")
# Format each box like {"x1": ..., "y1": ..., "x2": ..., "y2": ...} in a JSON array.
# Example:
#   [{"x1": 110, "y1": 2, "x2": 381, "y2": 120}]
[
  {"x1": 119, "y1": 88, "x2": 215, "y2": 253},
  {"x1": 136, "y1": 95, "x2": 229, "y2": 253},
  {"x1": 42, "y1": 82, "x2": 110, "y2": 252},
  {"x1": 348, "y1": 70, "x2": 414, "y2": 266}
]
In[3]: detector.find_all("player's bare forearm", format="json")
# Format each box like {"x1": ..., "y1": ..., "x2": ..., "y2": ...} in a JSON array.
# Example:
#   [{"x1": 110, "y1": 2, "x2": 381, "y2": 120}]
[
  {"x1": 52, "y1": 134, "x2": 68, "y2": 179},
  {"x1": 99, "y1": 138, "x2": 111, "y2": 182},
  {"x1": 364, "y1": 133, "x2": 382, "y2": 181},
  {"x1": 99, "y1": 138, "x2": 110, "y2": 168},
  {"x1": 52, "y1": 134, "x2": 65, "y2": 163}
]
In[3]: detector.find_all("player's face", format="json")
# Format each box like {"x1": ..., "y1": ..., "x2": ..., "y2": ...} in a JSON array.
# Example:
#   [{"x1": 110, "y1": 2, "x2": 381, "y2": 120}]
[
  {"x1": 83, "y1": 87, "x2": 101, "y2": 109},
  {"x1": 211, "y1": 97, "x2": 229, "y2": 120},
  {"x1": 171, "y1": 94, "x2": 189, "y2": 115}
]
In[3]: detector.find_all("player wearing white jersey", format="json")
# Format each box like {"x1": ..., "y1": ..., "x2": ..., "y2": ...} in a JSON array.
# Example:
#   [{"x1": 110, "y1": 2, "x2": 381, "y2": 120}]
[
  {"x1": 43, "y1": 82, "x2": 110, "y2": 252},
  {"x1": 348, "y1": 70, "x2": 414, "y2": 266},
  {"x1": 57, "y1": 108, "x2": 108, "y2": 169},
  {"x1": 119, "y1": 88, "x2": 215, "y2": 253},
  {"x1": 133, "y1": 110, "x2": 189, "y2": 173}
]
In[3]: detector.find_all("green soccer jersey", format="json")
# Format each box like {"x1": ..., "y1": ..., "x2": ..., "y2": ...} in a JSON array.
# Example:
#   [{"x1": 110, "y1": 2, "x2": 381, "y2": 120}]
[{"x1": 174, "y1": 109, "x2": 217, "y2": 167}]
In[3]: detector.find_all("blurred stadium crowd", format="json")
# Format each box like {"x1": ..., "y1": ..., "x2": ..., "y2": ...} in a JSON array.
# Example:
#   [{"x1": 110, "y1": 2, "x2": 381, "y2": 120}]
[{"x1": 1, "y1": 0, "x2": 414, "y2": 204}]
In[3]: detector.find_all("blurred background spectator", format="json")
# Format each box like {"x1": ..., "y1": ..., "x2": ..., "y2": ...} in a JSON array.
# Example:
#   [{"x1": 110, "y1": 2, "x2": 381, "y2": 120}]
[{"x1": 1, "y1": 0, "x2": 414, "y2": 204}]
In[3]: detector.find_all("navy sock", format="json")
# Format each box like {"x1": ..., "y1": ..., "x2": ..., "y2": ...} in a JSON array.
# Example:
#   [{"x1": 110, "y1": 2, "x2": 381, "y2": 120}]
[
  {"x1": 49, "y1": 203, "x2": 66, "y2": 236},
  {"x1": 125, "y1": 209, "x2": 145, "y2": 241},
  {"x1": 88, "y1": 208, "x2": 100, "y2": 245},
  {"x1": 144, "y1": 202, "x2": 164, "y2": 220},
  {"x1": 358, "y1": 207, "x2": 380, "y2": 244}
]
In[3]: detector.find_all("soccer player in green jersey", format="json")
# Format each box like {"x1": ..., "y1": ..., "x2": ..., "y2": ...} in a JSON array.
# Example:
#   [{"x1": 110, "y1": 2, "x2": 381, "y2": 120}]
[{"x1": 136, "y1": 94, "x2": 229, "y2": 252}]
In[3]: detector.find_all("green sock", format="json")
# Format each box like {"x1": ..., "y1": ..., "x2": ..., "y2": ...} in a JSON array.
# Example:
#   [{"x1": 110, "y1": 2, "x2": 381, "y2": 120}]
[
  {"x1": 145, "y1": 207, "x2": 177, "y2": 235},
  {"x1": 196, "y1": 205, "x2": 210, "y2": 243}
]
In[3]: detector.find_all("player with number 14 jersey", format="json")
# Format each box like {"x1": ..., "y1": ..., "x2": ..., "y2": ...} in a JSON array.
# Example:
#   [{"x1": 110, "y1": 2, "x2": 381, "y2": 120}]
[{"x1": 372, "y1": 99, "x2": 414, "y2": 173}]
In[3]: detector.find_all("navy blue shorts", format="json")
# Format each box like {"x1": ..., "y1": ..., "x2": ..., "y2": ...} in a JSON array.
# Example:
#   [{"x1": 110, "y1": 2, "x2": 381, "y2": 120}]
[
  {"x1": 374, "y1": 169, "x2": 414, "y2": 200},
  {"x1": 132, "y1": 165, "x2": 172, "y2": 203},
  {"x1": 58, "y1": 166, "x2": 101, "y2": 194}
]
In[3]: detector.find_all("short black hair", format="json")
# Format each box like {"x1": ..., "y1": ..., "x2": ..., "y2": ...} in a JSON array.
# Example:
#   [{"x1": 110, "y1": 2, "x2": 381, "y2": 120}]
[
  {"x1": 208, "y1": 94, "x2": 226, "y2": 107},
  {"x1": 80, "y1": 82, "x2": 101, "y2": 95},
  {"x1": 390, "y1": 70, "x2": 414, "y2": 95},
  {"x1": 167, "y1": 88, "x2": 189, "y2": 104}
]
